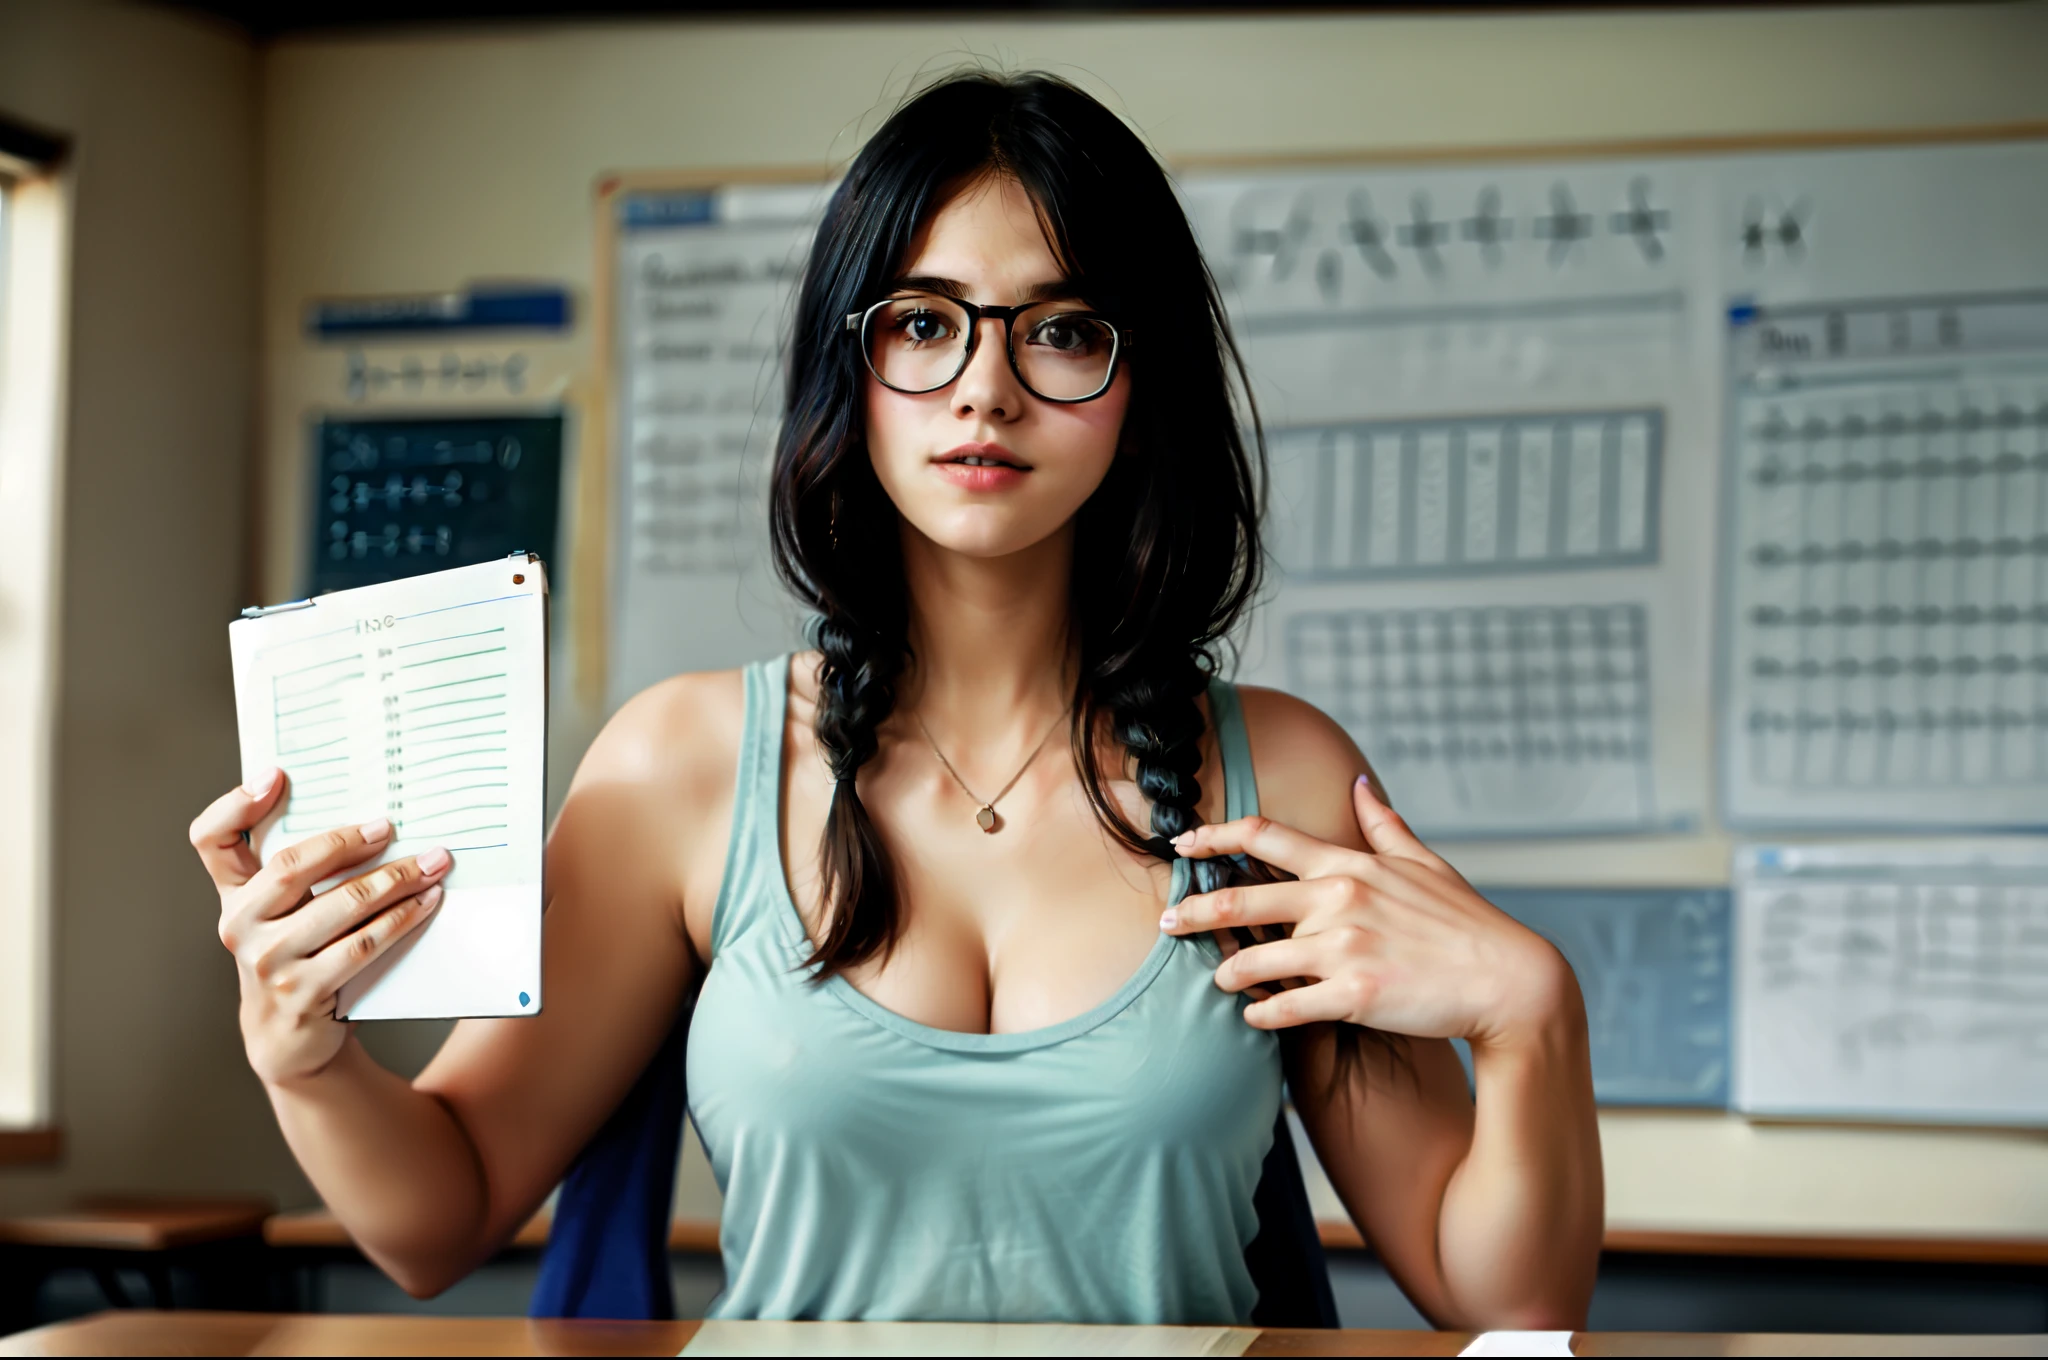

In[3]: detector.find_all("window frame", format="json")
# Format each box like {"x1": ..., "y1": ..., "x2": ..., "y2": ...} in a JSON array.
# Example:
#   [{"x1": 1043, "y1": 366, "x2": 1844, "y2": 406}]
[{"x1": 0, "y1": 116, "x2": 71, "y2": 1159}]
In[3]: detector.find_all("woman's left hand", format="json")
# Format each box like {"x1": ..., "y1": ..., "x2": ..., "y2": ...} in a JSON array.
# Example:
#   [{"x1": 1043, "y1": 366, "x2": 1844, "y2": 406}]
[{"x1": 1160, "y1": 776, "x2": 1573, "y2": 1049}]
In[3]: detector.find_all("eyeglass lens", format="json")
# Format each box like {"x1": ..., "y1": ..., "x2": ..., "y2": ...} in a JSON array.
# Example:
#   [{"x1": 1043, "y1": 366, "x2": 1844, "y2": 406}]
[{"x1": 864, "y1": 295, "x2": 1117, "y2": 401}]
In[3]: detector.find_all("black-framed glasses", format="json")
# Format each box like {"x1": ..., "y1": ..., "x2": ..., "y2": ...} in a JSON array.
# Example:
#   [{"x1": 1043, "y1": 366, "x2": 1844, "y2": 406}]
[{"x1": 844, "y1": 294, "x2": 1130, "y2": 404}]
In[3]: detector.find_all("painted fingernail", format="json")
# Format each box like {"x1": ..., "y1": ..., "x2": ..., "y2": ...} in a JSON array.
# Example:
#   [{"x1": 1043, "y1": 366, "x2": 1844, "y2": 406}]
[
  {"x1": 419, "y1": 884, "x2": 445, "y2": 911},
  {"x1": 1158, "y1": 909, "x2": 1179, "y2": 932},
  {"x1": 359, "y1": 818, "x2": 392, "y2": 842},
  {"x1": 244, "y1": 767, "x2": 280, "y2": 797},
  {"x1": 417, "y1": 845, "x2": 452, "y2": 875},
  {"x1": 1170, "y1": 831, "x2": 1196, "y2": 849}
]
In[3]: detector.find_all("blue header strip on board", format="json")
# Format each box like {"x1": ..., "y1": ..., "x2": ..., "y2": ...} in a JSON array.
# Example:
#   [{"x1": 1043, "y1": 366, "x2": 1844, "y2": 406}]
[
  {"x1": 620, "y1": 192, "x2": 718, "y2": 231},
  {"x1": 307, "y1": 285, "x2": 572, "y2": 337}
]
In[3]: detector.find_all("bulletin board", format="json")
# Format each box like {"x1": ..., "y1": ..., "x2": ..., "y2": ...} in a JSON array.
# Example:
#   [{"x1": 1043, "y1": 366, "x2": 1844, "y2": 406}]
[{"x1": 588, "y1": 125, "x2": 2048, "y2": 1126}]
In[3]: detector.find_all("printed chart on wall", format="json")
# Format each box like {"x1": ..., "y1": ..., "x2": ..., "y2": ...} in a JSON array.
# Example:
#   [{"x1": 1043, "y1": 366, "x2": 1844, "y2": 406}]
[
  {"x1": 1180, "y1": 160, "x2": 1712, "y2": 839},
  {"x1": 605, "y1": 181, "x2": 828, "y2": 706},
  {"x1": 1734, "y1": 843, "x2": 2048, "y2": 1125},
  {"x1": 1713, "y1": 139, "x2": 2048, "y2": 831}
]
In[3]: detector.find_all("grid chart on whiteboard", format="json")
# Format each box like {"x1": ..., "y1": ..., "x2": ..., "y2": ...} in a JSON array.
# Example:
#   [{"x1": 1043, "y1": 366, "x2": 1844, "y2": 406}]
[
  {"x1": 1287, "y1": 603, "x2": 1657, "y2": 836},
  {"x1": 1269, "y1": 410, "x2": 1661, "y2": 580},
  {"x1": 1724, "y1": 362, "x2": 2048, "y2": 826}
]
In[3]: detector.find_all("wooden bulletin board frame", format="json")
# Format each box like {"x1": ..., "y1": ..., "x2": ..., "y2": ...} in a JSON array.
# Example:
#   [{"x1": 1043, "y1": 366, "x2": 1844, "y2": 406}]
[
  {"x1": 579, "y1": 166, "x2": 835, "y2": 707},
  {"x1": 580, "y1": 120, "x2": 2048, "y2": 707}
]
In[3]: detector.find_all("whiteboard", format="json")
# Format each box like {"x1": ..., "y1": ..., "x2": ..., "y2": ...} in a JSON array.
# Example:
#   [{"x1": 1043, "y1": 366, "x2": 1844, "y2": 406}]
[
  {"x1": 1177, "y1": 136, "x2": 2048, "y2": 838},
  {"x1": 1179, "y1": 156, "x2": 1713, "y2": 839},
  {"x1": 599, "y1": 135, "x2": 2048, "y2": 838},
  {"x1": 1733, "y1": 843, "x2": 2048, "y2": 1126},
  {"x1": 605, "y1": 182, "x2": 827, "y2": 707}
]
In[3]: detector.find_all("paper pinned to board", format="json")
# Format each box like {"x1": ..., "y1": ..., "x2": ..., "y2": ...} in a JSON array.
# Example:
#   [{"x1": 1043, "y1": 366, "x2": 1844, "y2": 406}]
[
  {"x1": 679, "y1": 1320, "x2": 1259, "y2": 1357},
  {"x1": 1459, "y1": 1332, "x2": 1576, "y2": 1357}
]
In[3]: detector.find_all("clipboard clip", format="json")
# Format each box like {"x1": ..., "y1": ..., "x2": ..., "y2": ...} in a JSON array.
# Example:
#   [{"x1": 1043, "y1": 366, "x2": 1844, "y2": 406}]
[{"x1": 240, "y1": 598, "x2": 316, "y2": 619}]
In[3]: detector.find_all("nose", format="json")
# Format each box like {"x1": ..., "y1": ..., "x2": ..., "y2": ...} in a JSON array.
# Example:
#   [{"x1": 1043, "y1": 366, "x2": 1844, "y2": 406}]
[{"x1": 951, "y1": 315, "x2": 1025, "y2": 423}]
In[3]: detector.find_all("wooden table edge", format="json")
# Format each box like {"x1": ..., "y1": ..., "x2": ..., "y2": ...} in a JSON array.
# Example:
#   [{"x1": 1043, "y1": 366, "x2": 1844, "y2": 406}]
[
  {"x1": 0, "y1": 1200, "x2": 273, "y2": 1251},
  {"x1": 6, "y1": 1313, "x2": 2047, "y2": 1358}
]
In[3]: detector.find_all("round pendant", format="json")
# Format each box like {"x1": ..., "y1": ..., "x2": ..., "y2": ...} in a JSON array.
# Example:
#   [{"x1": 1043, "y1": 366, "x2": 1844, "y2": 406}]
[{"x1": 975, "y1": 806, "x2": 998, "y2": 833}]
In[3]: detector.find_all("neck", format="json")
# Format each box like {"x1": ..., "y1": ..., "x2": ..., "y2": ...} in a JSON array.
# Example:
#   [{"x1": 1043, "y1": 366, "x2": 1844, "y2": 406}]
[{"x1": 898, "y1": 521, "x2": 1075, "y2": 744}]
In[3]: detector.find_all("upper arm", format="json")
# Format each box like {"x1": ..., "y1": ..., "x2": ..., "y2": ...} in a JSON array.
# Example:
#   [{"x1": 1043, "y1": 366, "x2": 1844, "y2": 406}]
[
  {"x1": 410, "y1": 669, "x2": 744, "y2": 1247},
  {"x1": 1233, "y1": 685, "x2": 1476, "y2": 1323},
  {"x1": 1232, "y1": 684, "x2": 1377, "y2": 854}
]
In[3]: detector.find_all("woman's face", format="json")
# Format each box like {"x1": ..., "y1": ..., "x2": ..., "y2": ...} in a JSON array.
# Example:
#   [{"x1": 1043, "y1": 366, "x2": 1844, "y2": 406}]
[{"x1": 862, "y1": 173, "x2": 1132, "y2": 561}]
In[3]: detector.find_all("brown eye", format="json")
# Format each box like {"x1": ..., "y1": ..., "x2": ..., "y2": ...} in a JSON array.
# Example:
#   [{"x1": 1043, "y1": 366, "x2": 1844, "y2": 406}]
[{"x1": 1026, "y1": 314, "x2": 1110, "y2": 355}]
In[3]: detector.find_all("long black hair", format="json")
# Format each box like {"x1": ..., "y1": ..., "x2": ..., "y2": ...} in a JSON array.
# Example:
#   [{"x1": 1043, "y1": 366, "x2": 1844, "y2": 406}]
[
  {"x1": 771, "y1": 69, "x2": 1258, "y2": 970},
  {"x1": 771, "y1": 71, "x2": 1404, "y2": 1089}
]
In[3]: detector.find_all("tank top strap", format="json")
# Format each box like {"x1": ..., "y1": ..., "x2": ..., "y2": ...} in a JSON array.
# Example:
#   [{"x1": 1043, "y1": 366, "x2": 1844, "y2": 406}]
[
  {"x1": 709, "y1": 653, "x2": 793, "y2": 957},
  {"x1": 1168, "y1": 677, "x2": 1260, "y2": 908},
  {"x1": 1207, "y1": 676, "x2": 1261, "y2": 821}
]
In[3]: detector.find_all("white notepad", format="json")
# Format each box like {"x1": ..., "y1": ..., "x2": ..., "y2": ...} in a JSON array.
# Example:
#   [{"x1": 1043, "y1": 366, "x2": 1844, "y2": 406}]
[{"x1": 228, "y1": 555, "x2": 547, "y2": 1021}]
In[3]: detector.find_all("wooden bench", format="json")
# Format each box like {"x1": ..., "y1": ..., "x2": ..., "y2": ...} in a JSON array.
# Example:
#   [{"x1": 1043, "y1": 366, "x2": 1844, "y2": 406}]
[{"x1": 0, "y1": 1197, "x2": 274, "y2": 1329}]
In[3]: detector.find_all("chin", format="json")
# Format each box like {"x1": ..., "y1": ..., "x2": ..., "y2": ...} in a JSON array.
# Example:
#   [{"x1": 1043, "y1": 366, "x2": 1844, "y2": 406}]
[{"x1": 909, "y1": 504, "x2": 1072, "y2": 560}]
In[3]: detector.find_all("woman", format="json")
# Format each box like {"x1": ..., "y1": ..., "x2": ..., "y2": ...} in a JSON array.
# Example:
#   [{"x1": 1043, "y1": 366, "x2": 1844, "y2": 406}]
[{"x1": 190, "y1": 72, "x2": 1601, "y2": 1328}]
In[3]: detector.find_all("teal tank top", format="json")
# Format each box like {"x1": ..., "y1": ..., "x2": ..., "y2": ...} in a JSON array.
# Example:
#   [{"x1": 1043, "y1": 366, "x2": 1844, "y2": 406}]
[{"x1": 686, "y1": 656, "x2": 1282, "y2": 1324}]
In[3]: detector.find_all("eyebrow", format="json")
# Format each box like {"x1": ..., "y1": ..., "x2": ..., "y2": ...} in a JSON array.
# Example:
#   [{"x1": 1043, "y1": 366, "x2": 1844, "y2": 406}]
[{"x1": 891, "y1": 275, "x2": 1087, "y2": 306}]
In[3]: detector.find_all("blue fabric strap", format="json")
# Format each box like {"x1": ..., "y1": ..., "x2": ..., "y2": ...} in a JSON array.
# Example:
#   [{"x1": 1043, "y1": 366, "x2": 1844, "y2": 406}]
[{"x1": 530, "y1": 1001, "x2": 691, "y2": 1319}]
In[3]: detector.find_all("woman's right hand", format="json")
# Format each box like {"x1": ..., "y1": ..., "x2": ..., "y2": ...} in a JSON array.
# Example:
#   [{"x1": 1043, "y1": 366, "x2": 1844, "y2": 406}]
[{"x1": 189, "y1": 767, "x2": 451, "y2": 1087}]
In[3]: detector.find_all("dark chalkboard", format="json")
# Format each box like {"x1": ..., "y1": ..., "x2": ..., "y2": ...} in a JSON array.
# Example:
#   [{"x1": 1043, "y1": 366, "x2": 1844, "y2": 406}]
[{"x1": 308, "y1": 413, "x2": 563, "y2": 594}]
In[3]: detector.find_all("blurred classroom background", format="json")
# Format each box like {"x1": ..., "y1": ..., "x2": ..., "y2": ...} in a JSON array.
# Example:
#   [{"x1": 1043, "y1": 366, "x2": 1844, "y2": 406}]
[{"x1": 2, "y1": 0, "x2": 2048, "y2": 1337}]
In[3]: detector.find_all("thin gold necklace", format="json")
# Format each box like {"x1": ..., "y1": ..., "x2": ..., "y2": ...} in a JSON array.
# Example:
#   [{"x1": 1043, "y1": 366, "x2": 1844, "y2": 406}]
[{"x1": 913, "y1": 708, "x2": 1068, "y2": 834}]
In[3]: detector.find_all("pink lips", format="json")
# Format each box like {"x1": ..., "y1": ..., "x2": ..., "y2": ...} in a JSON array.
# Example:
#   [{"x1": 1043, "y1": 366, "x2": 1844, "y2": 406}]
[{"x1": 933, "y1": 442, "x2": 1031, "y2": 492}]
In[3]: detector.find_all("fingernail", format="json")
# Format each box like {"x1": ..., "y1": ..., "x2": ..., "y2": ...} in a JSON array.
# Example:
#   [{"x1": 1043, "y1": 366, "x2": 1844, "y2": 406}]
[
  {"x1": 417, "y1": 845, "x2": 452, "y2": 875},
  {"x1": 1158, "y1": 909, "x2": 1179, "y2": 932},
  {"x1": 359, "y1": 818, "x2": 392, "y2": 842},
  {"x1": 244, "y1": 767, "x2": 280, "y2": 797},
  {"x1": 419, "y1": 884, "x2": 444, "y2": 910},
  {"x1": 1170, "y1": 831, "x2": 1195, "y2": 849},
  {"x1": 1355, "y1": 774, "x2": 1375, "y2": 795}
]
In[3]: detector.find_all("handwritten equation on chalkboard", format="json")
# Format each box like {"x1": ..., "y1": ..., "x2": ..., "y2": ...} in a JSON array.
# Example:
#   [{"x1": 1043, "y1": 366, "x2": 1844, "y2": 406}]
[{"x1": 308, "y1": 414, "x2": 563, "y2": 594}]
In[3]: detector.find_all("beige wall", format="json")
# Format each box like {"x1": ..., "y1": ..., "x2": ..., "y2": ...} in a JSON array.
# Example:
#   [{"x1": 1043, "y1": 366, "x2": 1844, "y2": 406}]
[{"x1": 0, "y1": 0, "x2": 294, "y2": 1212}]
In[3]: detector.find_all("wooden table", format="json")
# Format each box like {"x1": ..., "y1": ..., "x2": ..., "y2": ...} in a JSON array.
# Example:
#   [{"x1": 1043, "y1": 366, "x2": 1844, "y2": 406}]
[{"x1": 2, "y1": 1314, "x2": 2043, "y2": 1356}]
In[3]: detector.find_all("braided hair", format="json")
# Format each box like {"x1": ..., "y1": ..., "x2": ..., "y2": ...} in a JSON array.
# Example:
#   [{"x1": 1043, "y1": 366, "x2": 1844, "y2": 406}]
[{"x1": 768, "y1": 71, "x2": 1398, "y2": 1085}]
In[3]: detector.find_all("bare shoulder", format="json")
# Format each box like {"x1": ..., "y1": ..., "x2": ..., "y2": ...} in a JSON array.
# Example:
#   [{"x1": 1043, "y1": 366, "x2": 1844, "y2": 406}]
[
  {"x1": 567, "y1": 667, "x2": 748, "y2": 817},
  {"x1": 1232, "y1": 684, "x2": 1376, "y2": 851},
  {"x1": 550, "y1": 667, "x2": 751, "y2": 957}
]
